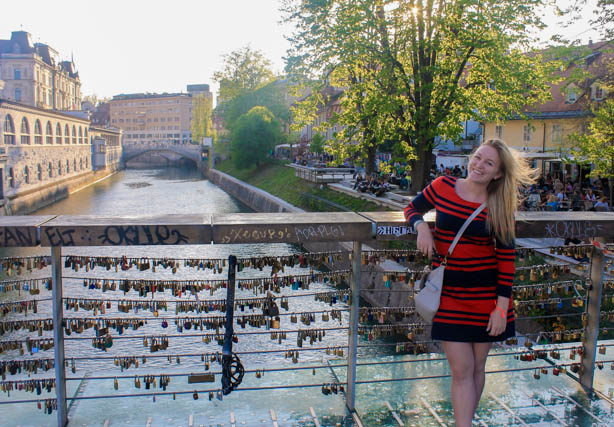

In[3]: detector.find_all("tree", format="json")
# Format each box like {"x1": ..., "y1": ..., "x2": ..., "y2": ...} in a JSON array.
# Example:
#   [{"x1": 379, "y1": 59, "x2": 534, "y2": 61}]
[
  {"x1": 571, "y1": 98, "x2": 614, "y2": 204},
  {"x1": 213, "y1": 46, "x2": 276, "y2": 105},
  {"x1": 310, "y1": 132, "x2": 326, "y2": 155},
  {"x1": 225, "y1": 81, "x2": 291, "y2": 131},
  {"x1": 283, "y1": 0, "x2": 558, "y2": 192},
  {"x1": 231, "y1": 106, "x2": 281, "y2": 169},
  {"x1": 191, "y1": 94, "x2": 214, "y2": 145}
]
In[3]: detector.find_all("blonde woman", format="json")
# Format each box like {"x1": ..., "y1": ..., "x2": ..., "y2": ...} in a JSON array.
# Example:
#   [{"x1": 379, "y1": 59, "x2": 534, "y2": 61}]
[{"x1": 404, "y1": 139, "x2": 534, "y2": 427}]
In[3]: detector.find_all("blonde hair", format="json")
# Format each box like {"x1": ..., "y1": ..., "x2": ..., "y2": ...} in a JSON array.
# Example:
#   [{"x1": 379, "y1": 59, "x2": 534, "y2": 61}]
[{"x1": 474, "y1": 139, "x2": 536, "y2": 245}]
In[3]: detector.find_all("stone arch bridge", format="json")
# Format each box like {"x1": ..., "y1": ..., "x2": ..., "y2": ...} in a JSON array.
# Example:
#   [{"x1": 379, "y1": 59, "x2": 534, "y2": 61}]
[{"x1": 122, "y1": 142, "x2": 206, "y2": 168}]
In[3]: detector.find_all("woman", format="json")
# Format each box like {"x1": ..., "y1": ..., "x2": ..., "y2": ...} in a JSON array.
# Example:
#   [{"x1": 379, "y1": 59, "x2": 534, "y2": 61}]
[
  {"x1": 404, "y1": 139, "x2": 534, "y2": 427},
  {"x1": 594, "y1": 196, "x2": 610, "y2": 211}
]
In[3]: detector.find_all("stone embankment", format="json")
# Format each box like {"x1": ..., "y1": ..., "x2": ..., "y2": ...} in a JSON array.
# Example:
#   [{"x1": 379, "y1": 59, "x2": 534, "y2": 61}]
[
  {"x1": 207, "y1": 168, "x2": 416, "y2": 316},
  {"x1": 4, "y1": 166, "x2": 120, "y2": 215}
]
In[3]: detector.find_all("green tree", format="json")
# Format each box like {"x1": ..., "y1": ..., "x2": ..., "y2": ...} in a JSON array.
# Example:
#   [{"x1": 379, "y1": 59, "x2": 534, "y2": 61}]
[
  {"x1": 283, "y1": 0, "x2": 558, "y2": 192},
  {"x1": 571, "y1": 98, "x2": 614, "y2": 204},
  {"x1": 310, "y1": 132, "x2": 326, "y2": 155},
  {"x1": 231, "y1": 106, "x2": 281, "y2": 169},
  {"x1": 191, "y1": 94, "x2": 214, "y2": 145},
  {"x1": 213, "y1": 46, "x2": 276, "y2": 105},
  {"x1": 225, "y1": 80, "x2": 291, "y2": 131}
]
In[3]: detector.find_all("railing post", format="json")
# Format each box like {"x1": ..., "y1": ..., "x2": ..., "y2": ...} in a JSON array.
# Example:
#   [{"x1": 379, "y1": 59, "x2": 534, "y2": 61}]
[
  {"x1": 580, "y1": 243, "x2": 604, "y2": 391},
  {"x1": 346, "y1": 241, "x2": 361, "y2": 412},
  {"x1": 51, "y1": 246, "x2": 68, "y2": 426}
]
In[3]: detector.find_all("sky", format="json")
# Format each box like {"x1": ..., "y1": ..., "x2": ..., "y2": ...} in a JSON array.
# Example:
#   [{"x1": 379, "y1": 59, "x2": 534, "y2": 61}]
[{"x1": 1, "y1": 0, "x2": 602, "y2": 103}]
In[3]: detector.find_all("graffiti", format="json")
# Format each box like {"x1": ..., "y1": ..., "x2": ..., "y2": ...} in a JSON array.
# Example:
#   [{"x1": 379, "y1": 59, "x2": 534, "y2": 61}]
[
  {"x1": 219, "y1": 227, "x2": 292, "y2": 244},
  {"x1": 43, "y1": 225, "x2": 190, "y2": 246},
  {"x1": 544, "y1": 221, "x2": 605, "y2": 239},
  {"x1": 44, "y1": 228, "x2": 77, "y2": 246},
  {"x1": 98, "y1": 225, "x2": 190, "y2": 245},
  {"x1": 0, "y1": 227, "x2": 38, "y2": 246},
  {"x1": 376, "y1": 225, "x2": 414, "y2": 237},
  {"x1": 294, "y1": 225, "x2": 345, "y2": 241}
]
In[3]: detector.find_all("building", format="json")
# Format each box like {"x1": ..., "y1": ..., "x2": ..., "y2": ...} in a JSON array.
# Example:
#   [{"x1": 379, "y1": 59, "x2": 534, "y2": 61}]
[
  {"x1": 109, "y1": 85, "x2": 211, "y2": 145},
  {"x1": 90, "y1": 126, "x2": 122, "y2": 171},
  {"x1": 0, "y1": 31, "x2": 81, "y2": 110},
  {"x1": 482, "y1": 41, "x2": 611, "y2": 179}
]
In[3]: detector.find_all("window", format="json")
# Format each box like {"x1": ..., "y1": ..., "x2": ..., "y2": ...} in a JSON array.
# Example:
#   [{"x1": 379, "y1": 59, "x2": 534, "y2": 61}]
[
  {"x1": 593, "y1": 85, "x2": 605, "y2": 100},
  {"x1": 522, "y1": 125, "x2": 532, "y2": 144},
  {"x1": 8, "y1": 168, "x2": 14, "y2": 188},
  {"x1": 79, "y1": 127, "x2": 83, "y2": 144},
  {"x1": 57, "y1": 160, "x2": 62, "y2": 176},
  {"x1": 14, "y1": 88, "x2": 21, "y2": 102},
  {"x1": 551, "y1": 124, "x2": 563, "y2": 144},
  {"x1": 73, "y1": 158, "x2": 76, "y2": 171},
  {"x1": 46, "y1": 121, "x2": 53, "y2": 144},
  {"x1": 495, "y1": 125, "x2": 503, "y2": 139},
  {"x1": 3, "y1": 115, "x2": 15, "y2": 145},
  {"x1": 85, "y1": 158, "x2": 88, "y2": 168},
  {"x1": 48, "y1": 162, "x2": 52, "y2": 178},
  {"x1": 14, "y1": 69, "x2": 21, "y2": 80},
  {"x1": 66, "y1": 159, "x2": 70, "y2": 173},
  {"x1": 20, "y1": 118, "x2": 30, "y2": 144},
  {"x1": 34, "y1": 120, "x2": 42, "y2": 144},
  {"x1": 84, "y1": 128, "x2": 88, "y2": 143},
  {"x1": 72, "y1": 126, "x2": 77, "y2": 144},
  {"x1": 64, "y1": 124, "x2": 70, "y2": 144},
  {"x1": 79, "y1": 158, "x2": 83, "y2": 170},
  {"x1": 56, "y1": 123, "x2": 62, "y2": 144},
  {"x1": 23, "y1": 166, "x2": 29, "y2": 184},
  {"x1": 37, "y1": 164, "x2": 42, "y2": 181},
  {"x1": 566, "y1": 87, "x2": 577, "y2": 103}
]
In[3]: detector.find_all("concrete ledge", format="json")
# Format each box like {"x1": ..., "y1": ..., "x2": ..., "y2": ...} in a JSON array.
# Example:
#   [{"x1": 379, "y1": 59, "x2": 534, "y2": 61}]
[{"x1": 328, "y1": 182, "x2": 406, "y2": 210}]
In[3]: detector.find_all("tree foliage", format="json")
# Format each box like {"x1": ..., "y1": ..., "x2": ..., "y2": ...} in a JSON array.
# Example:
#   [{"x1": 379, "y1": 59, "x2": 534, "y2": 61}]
[
  {"x1": 225, "y1": 81, "x2": 291, "y2": 131},
  {"x1": 231, "y1": 106, "x2": 281, "y2": 169},
  {"x1": 282, "y1": 0, "x2": 559, "y2": 192},
  {"x1": 213, "y1": 46, "x2": 276, "y2": 104},
  {"x1": 310, "y1": 132, "x2": 326, "y2": 155},
  {"x1": 191, "y1": 94, "x2": 214, "y2": 145},
  {"x1": 571, "y1": 98, "x2": 614, "y2": 203}
]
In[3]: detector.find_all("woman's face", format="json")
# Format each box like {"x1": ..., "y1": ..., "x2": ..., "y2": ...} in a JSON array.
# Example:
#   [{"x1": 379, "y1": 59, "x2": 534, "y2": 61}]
[{"x1": 468, "y1": 145, "x2": 502, "y2": 185}]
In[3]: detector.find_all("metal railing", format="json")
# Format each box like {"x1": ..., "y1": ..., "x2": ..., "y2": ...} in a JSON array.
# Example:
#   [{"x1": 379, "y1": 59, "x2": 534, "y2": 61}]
[{"x1": 0, "y1": 211, "x2": 613, "y2": 426}]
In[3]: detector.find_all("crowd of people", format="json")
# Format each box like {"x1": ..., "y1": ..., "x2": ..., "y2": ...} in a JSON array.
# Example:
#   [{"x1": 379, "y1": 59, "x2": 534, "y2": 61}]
[
  {"x1": 521, "y1": 174, "x2": 610, "y2": 211},
  {"x1": 352, "y1": 171, "x2": 410, "y2": 197}
]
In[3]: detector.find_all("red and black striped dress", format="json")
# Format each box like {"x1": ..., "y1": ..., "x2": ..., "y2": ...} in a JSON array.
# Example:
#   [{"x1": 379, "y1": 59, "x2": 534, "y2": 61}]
[{"x1": 404, "y1": 176, "x2": 515, "y2": 342}]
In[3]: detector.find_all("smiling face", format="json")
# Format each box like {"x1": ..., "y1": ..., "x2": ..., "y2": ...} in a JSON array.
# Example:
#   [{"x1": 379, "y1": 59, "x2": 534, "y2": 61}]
[{"x1": 467, "y1": 145, "x2": 502, "y2": 185}]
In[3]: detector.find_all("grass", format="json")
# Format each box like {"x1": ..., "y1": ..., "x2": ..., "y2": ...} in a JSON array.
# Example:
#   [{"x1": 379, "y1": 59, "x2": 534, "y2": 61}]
[{"x1": 215, "y1": 158, "x2": 386, "y2": 212}]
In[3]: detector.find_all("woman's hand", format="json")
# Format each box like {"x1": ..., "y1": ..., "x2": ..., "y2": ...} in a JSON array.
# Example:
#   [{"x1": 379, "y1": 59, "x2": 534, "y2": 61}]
[
  {"x1": 416, "y1": 222, "x2": 436, "y2": 259},
  {"x1": 487, "y1": 306, "x2": 507, "y2": 336}
]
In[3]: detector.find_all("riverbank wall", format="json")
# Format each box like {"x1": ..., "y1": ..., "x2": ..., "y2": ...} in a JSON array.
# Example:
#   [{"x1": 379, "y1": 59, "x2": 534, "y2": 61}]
[
  {"x1": 207, "y1": 168, "x2": 414, "y2": 312},
  {"x1": 3, "y1": 165, "x2": 120, "y2": 215}
]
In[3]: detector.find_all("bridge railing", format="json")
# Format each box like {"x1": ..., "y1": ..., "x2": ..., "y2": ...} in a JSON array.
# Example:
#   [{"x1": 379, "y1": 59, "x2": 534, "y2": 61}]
[{"x1": 0, "y1": 211, "x2": 613, "y2": 426}]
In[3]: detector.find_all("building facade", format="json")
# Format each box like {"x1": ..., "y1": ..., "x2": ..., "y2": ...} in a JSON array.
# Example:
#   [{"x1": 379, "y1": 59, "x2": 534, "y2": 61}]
[
  {"x1": 0, "y1": 99, "x2": 122, "y2": 210},
  {"x1": 109, "y1": 91, "x2": 197, "y2": 144},
  {"x1": 482, "y1": 42, "x2": 610, "y2": 178},
  {"x1": 0, "y1": 31, "x2": 81, "y2": 110}
]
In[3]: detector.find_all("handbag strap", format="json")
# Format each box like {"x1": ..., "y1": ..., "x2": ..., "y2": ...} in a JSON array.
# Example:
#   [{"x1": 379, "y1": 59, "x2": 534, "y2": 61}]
[{"x1": 442, "y1": 202, "x2": 486, "y2": 264}]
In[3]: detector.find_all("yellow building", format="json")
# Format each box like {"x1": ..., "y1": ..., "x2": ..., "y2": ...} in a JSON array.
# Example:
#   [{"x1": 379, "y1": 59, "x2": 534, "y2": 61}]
[
  {"x1": 0, "y1": 31, "x2": 81, "y2": 110},
  {"x1": 483, "y1": 42, "x2": 609, "y2": 179},
  {"x1": 109, "y1": 84, "x2": 212, "y2": 145}
]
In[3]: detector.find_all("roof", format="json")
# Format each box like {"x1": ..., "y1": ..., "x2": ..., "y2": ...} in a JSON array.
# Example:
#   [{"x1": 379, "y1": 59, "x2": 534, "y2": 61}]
[
  {"x1": 523, "y1": 41, "x2": 613, "y2": 115},
  {"x1": 112, "y1": 93, "x2": 191, "y2": 101}
]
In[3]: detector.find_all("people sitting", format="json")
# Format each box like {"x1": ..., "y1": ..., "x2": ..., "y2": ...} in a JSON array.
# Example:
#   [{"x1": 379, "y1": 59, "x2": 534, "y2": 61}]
[
  {"x1": 571, "y1": 190, "x2": 583, "y2": 211},
  {"x1": 545, "y1": 193, "x2": 559, "y2": 211},
  {"x1": 594, "y1": 196, "x2": 610, "y2": 211},
  {"x1": 400, "y1": 174, "x2": 409, "y2": 190},
  {"x1": 353, "y1": 172, "x2": 364, "y2": 190}
]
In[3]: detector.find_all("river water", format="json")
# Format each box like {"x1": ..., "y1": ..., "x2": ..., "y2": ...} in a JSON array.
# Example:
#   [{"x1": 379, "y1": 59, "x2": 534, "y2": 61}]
[{"x1": 1, "y1": 167, "x2": 612, "y2": 426}]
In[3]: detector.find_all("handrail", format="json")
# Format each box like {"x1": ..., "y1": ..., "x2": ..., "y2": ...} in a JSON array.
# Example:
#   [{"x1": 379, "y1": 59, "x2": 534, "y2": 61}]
[{"x1": 0, "y1": 211, "x2": 613, "y2": 246}]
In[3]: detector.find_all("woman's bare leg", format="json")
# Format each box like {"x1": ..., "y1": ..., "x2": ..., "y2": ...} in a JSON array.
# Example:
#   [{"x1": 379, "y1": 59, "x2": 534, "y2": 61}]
[
  {"x1": 471, "y1": 342, "x2": 492, "y2": 413},
  {"x1": 442, "y1": 341, "x2": 476, "y2": 427}
]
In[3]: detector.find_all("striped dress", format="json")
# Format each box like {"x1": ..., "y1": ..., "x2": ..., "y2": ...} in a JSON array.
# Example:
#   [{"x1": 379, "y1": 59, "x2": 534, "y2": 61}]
[{"x1": 404, "y1": 176, "x2": 515, "y2": 342}]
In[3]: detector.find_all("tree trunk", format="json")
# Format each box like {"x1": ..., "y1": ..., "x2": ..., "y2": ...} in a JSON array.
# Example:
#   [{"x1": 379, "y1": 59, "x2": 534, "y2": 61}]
[
  {"x1": 609, "y1": 178, "x2": 613, "y2": 208},
  {"x1": 365, "y1": 144, "x2": 377, "y2": 176},
  {"x1": 409, "y1": 139, "x2": 435, "y2": 195}
]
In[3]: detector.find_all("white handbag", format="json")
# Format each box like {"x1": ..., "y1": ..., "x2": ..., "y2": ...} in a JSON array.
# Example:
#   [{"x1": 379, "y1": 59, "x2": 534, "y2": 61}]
[{"x1": 415, "y1": 203, "x2": 486, "y2": 322}]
